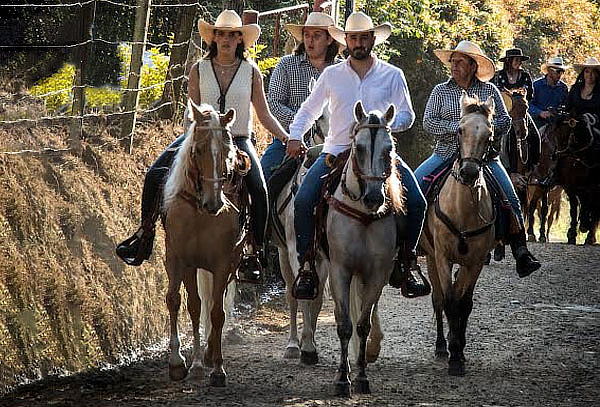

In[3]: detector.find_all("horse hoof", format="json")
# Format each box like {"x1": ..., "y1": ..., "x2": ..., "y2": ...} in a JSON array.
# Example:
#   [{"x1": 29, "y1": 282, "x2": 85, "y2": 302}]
[
  {"x1": 169, "y1": 364, "x2": 188, "y2": 381},
  {"x1": 527, "y1": 234, "x2": 537, "y2": 243},
  {"x1": 334, "y1": 381, "x2": 351, "y2": 397},
  {"x1": 209, "y1": 372, "x2": 227, "y2": 387},
  {"x1": 284, "y1": 346, "x2": 301, "y2": 359},
  {"x1": 187, "y1": 362, "x2": 204, "y2": 380},
  {"x1": 568, "y1": 238, "x2": 576, "y2": 245},
  {"x1": 435, "y1": 349, "x2": 449, "y2": 359},
  {"x1": 300, "y1": 350, "x2": 319, "y2": 365},
  {"x1": 353, "y1": 377, "x2": 371, "y2": 394},
  {"x1": 484, "y1": 253, "x2": 491, "y2": 265},
  {"x1": 448, "y1": 360, "x2": 465, "y2": 376}
]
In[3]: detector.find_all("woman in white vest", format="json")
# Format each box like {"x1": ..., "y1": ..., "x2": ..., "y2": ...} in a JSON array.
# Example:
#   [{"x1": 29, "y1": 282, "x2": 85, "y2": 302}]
[{"x1": 116, "y1": 10, "x2": 289, "y2": 282}]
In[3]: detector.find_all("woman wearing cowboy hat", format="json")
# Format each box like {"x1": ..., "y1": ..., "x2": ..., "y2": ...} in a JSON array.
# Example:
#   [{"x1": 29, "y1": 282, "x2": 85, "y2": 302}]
[
  {"x1": 415, "y1": 40, "x2": 541, "y2": 278},
  {"x1": 529, "y1": 56, "x2": 569, "y2": 129},
  {"x1": 492, "y1": 48, "x2": 534, "y2": 100},
  {"x1": 260, "y1": 11, "x2": 340, "y2": 181},
  {"x1": 566, "y1": 57, "x2": 600, "y2": 117},
  {"x1": 116, "y1": 10, "x2": 289, "y2": 282}
]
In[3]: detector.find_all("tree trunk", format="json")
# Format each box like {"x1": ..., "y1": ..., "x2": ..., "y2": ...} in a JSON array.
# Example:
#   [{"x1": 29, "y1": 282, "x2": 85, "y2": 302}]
[{"x1": 222, "y1": 0, "x2": 245, "y2": 15}]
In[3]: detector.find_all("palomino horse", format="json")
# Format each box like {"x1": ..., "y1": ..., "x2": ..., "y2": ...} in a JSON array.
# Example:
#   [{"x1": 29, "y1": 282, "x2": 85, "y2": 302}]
[
  {"x1": 420, "y1": 93, "x2": 497, "y2": 376},
  {"x1": 162, "y1": 103, "x2": 246, "y2": 386},
  {"x1": 270, "y1": 107, "x2": 329, "y2": 365},
  {"x1": 327, "y1": 102, "x2": 403, "y2": 396}
]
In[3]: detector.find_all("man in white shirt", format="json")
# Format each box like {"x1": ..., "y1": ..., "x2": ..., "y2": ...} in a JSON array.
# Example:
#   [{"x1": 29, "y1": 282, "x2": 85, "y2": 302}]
[{"x1": 286, "y1": 12, "x2": 429, "y2": 300}]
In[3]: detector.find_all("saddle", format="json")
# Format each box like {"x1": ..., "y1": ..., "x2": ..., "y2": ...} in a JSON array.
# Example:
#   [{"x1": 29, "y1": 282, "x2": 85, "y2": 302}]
[{"x1": 422, "y1": 157, "x2": 518, "y2": 245}]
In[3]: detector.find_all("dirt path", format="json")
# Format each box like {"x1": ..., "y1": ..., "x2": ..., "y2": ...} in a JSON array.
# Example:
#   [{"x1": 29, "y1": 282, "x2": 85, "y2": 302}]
[{"x1": 2, "y1": 242, "x2": 599, "y2": 407}]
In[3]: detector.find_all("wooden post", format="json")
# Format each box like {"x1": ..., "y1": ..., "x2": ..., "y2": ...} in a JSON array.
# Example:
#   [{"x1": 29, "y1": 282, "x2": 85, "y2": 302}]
[
  {"x1": 273, "y1": 15, "x2": 281, "y2": 57},
  {"x1": 157, "y1": 0, "x2": 198, "y2": 119},
  {"x1": 344, "y1": 0, "x2": 353, "y2": 22},
  {"x1": 120, "y1": 0, "x2": 151, "y2": 154}
]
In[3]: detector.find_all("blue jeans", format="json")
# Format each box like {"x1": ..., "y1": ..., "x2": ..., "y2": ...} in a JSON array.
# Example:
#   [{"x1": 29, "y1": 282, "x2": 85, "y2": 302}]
[
  {"x1": 294, "y1": 153, "x2": 427, "y2": 260},
  {"x1": 414, "y1": 153, "x2": 524, "y2": 226},
  {"x1": 260, "y1": 138, "x2": 287, "y2": 181}
]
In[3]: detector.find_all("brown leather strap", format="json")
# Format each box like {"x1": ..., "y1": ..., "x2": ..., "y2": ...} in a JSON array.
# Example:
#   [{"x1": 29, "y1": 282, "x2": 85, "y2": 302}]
[{"x1": 327, "y1": 195, "x2": 391, "y2": 226}]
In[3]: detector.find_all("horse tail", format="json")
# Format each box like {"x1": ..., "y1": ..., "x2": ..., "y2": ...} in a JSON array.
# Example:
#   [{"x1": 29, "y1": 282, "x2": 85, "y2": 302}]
[
  {"x1": 197, "y1": 270, "x2": 237, "y2": 342},
  {"x1": 349, "y1": 276, "x2": 362, "y2": 363}
]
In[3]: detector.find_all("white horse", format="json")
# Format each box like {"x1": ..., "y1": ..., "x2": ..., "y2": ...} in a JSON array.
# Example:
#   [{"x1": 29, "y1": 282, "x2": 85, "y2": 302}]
[
  {"x1": 327, "y1": 102, "x2": 404, "y2": 396},
  {"x1": 271, "y1": 92, "x2": 330, "y2": 365}
]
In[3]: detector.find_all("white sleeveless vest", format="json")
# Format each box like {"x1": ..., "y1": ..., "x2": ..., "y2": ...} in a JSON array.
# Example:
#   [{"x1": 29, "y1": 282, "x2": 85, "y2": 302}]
[{"x1": 197, "y1": 59, "x2": 254, "y2": 137}]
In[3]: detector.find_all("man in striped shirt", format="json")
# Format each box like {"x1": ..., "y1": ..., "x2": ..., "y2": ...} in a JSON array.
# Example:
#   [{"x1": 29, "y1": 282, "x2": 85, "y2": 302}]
[{"x1": 414, "y1": 40, "x2": 540, "y2": 278}]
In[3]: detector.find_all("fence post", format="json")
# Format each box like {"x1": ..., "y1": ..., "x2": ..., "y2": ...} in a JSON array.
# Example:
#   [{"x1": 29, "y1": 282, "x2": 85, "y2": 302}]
[
  {"x1": 120, "y1": 0, "x2": 151, "y2": 154},
  {"x1": 157, "y1": 0, "x2": 198, "y2": 119},
  {"x1": 273, "y1": 15, "x2": 281, "y2": 57}
]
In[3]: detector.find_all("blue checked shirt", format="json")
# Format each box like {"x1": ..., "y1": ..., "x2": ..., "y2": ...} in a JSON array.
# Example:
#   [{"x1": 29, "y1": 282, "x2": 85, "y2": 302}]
[
  {"x1": 267, "y1": 53, "x2": 340, "y2": 132},
  {"x1": 423, "y1": 78, "x2": 511, "y2": 159}
]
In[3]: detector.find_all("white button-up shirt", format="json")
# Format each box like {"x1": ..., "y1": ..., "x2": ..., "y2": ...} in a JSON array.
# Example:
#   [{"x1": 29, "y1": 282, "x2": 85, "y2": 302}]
[{"x1": 289, "y1": 56, "x2": 416, "y2": 155}]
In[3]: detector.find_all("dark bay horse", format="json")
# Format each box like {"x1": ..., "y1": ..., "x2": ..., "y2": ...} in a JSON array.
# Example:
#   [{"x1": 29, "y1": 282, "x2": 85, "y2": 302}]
[
  {"x1": 420, "y1": 93, "x2": 498, "y2": 376},
  {"x1": 162, "y1": 103, "x2": 248, "y2": 386}
]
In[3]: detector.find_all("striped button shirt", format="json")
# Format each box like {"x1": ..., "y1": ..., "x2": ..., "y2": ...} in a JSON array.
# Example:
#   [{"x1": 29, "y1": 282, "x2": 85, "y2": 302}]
[
  {"x1": 423, "y1": 78, "x2": 511, "y2": 159},
  {"x1": 267, "y1": 53, "x2": 340, "y2": 132}
]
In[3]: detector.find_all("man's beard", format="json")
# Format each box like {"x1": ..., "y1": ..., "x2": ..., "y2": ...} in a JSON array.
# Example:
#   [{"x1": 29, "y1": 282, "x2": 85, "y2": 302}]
[{"x1": 349, "y1": 45, "x2": 372, "y2": 60}]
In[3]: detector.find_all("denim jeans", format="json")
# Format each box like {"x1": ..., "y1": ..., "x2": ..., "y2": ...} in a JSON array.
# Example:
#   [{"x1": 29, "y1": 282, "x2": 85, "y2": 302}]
[
  {"x1": 294, "y1": 153, "x2": 427, "y2": 260},
  {"x1": 260, "y1": 138, "x2": 287, "y2": 181},
  {"x1": 414, "y1": 153, "x2": 524, "y2": 226}
]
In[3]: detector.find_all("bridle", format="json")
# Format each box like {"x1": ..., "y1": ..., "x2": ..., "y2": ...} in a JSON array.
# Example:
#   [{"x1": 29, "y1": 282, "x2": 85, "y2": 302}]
[
  {"x1": 341, "y1": 121, "x2": 393, "y2": 201},
  {"x1": 452, "y1": 124, "x2": 493, "y2": 186},
  {"x1": 190, "y1": 123, "x2": 235, "y2": 186}
]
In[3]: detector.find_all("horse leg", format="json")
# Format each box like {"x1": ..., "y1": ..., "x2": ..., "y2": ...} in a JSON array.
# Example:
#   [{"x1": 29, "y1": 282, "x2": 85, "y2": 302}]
[
  {"x1": 566, "y1": 189, "x2": 579, "y2": 245},
  {"x1": 585, "y1": 220, "x2": 598, "y2": 245},
  {"x1": 279, "y1": 249, "x2": 300, "y2": 359},
  {"x1": 366, "y1": 302, "x2": 383, "y2": 363},
  {"x1": 526, "y1": 187, "x2": 539, "y2": 242},
  {"x1": 165, "y1": 256, "x2": 189, "y2": 381},
  {"x1": 330, "y1": 265, "x2": 353, "y2": 397},
  {"x1": 427, "y1": 255, "x2": 447, "y2": 359},
  {"x1": 538, "y1": 190, "x2": 549, "y2": 243},
  {"x1": 207, "y1": 272, "x2": 229, "y2": 387},
  {"x1": 299, "y1": 260, "x2": 328, "y2": 365},
  {"x1": 183, "y1": 269, "x2": 203, "y2": 379}
]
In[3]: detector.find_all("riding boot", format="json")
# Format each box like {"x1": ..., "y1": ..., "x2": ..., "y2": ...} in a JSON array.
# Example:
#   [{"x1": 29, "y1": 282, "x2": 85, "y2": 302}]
[
  {"x1": 291, "y1": 257, "x2": 319, "y2": 300},
  {"x1": 389, "y1": 243, "x2": 431, "y2": 298},
  {"x1": 509, "y1": 230, "x2": 541, "y2": 278}
]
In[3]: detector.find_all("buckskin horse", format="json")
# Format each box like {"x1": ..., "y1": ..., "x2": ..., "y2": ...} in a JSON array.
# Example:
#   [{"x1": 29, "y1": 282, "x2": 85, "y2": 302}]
[
  {"x1": 420, "y1": 93, "x2": 498, "y2": 376},
  {"x1": 162, "y1": 103, "x2": 249, "y2": 386},
  {"x1": 326, "y1": 102, "x2": 403, "y2": 396}
]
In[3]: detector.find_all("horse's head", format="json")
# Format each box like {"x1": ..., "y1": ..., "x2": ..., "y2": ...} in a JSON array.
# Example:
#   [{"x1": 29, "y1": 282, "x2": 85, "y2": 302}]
[
  {"x1": 350, "y1": 101, "x2": 403, "y2": 213},
  {"x1": 189, "y1": 103, "x2": 237, "y2": 214},
  {"x1": 457, "y1": 92, "x2": 495, "y2": 186}
]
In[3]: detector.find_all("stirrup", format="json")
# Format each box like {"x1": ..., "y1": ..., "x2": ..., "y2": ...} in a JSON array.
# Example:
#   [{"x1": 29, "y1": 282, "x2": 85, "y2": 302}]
[
  {"x1": 236, "y1": 254, "x2": 263, "y2": 284},
  {"x1": 400, "y1": 262, "x2": 431, "y2": 298},
  {"x1": 292, "y1": 264, "x2": 319, "y2": 300}
]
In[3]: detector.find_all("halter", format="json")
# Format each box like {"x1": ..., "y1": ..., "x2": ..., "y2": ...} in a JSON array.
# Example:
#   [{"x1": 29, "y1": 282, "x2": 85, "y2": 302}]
[{"x1": 341, "y1": 122, "x2": 392, "y2": 201}]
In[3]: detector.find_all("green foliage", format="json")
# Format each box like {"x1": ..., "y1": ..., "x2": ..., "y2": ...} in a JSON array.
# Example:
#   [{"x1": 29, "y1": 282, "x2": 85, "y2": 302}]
[
  {"x1": 118, "y1": 45, "x2": 170, "y2": 108},
  {"x1": 30, "y1": 65, "x2": 76, "y2": 111},
  {"x1": 248, "y1": 44, "x2": 281, "y2": 76}
]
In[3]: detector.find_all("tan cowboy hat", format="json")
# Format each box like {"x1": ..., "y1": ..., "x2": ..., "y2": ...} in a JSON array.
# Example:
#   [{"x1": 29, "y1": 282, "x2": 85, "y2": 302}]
[
  {"x1": 434, "y1": 40, "x2": 496, "y2": 82},
  {"x1": 573, "y1": 57, "x2": 600, "y2": 73},
  {"x1": 285, "y1": 12, "x2": 335, "y2": 42},
  {"x1": 198, "y1": 10, "x2": 261, "y2": 49},
  {"x1": 327, "y1": 12, "x2": 392, "y2": 46},
  {"x1": 541, "y1": 56, "x2": 570, "y2": 74}
]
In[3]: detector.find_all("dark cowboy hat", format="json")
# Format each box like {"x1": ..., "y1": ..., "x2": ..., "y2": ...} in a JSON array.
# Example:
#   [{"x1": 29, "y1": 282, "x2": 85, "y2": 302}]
[{"x1": 499, "y1": 48, "x2": 530, "y2": 62}]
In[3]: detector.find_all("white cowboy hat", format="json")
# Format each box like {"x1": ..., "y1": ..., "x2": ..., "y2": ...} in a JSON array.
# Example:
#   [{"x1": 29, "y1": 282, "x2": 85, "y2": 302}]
[
  {"x1": 327, "y1": 12, "x2": 392, "y2": 47},
  {"x1": 434, "y1": 40, "x2": 496, "y2": 82},
  {"x1": 573, "y1": 57, "x2": 600, "y2": 72},
  {"x1": 285, "y1": 12, "x2": 335, "y2": 42},
  {"x1": 541, "y1": 56, "x2": 570, "y2": 74},
  {"x1": 198, "y1": 10, "x2": 261, "y2": 49}
]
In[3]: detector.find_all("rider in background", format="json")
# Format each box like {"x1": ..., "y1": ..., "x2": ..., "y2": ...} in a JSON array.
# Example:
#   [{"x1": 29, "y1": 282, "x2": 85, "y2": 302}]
[
  {"x1": 492, "y1": 47, "x2": 534, "y2": 100},
  {"x1": 529, "y1": 56, "x2": 569, "y2": 129},
  {"x1": 116, "y1": 10, "x2": 289, "y2": 282},
  {"x1": 286, "y1": 12, "x2": 429, "y2": 300},
  {"x1": 260, "y1": 12, "x2": 339, "y2": 181},
  {"x1": 565, "y1": 57, "x2": 600, "y2": 117},
  {"x1": 414, "y1": 40, "x2": 541, "y2": 278}
]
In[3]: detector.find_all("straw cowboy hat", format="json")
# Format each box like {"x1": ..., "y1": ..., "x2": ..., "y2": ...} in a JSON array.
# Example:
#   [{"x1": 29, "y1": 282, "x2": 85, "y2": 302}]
[
  {"x1": 541, "y1": 56, "x2": 570, "y2": 74},
  {"x1": 499, "y1": 47, "x2": 530, "y2": 62},
  {"x1": 573, "y1": 57, "x2": 600, "y2": 73},
  {"x1": 198, "y1": 10, "x2": 261, "y2": 49},
  {"x1": 434, "y1": 40, "x2": 496, "y2": 82},
  {"x1": 327, "y1": 12, "x2": 392, "y2": 46},
  {"x1": 285, "y1": 12, "x2": 335, "y2": 42}
]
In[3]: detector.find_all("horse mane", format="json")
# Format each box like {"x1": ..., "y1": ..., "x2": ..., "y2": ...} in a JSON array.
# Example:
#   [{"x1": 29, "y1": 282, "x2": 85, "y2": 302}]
[{"x1": 385, "y1": 160, "x2": 406, "y2": 215}]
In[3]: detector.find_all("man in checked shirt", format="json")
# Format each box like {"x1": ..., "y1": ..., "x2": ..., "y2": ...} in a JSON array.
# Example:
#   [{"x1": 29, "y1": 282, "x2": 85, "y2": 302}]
[
  {"x1": 260, "y1": 12, "x2": 340, "y2": 181},
  {"x1": 414, "y1": 40, "x2": 541, "y2": 278}
]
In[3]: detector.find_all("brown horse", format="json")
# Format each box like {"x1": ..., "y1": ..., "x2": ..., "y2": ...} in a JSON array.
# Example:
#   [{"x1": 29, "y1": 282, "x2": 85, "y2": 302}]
[
  {"x1": 162, "y1": 103, "x2": 247, "y2": 386},
  {"x1": 420, "y1": 93, "x2": 497, "y2": 376}
]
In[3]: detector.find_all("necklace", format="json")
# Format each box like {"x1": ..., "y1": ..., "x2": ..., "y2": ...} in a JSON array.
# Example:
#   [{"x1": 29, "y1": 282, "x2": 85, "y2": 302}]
[{"x1": 214, "y1": 59, "x2": 238, "y2": 75}]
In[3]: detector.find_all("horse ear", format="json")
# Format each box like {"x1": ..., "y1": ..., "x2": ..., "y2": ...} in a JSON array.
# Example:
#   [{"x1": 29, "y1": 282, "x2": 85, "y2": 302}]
[
  {"x1": 484, "y1": 95, "x2": 495, "y2": 116},
  {"x1": 384, "y1": 104, "x2": 396, "y2": 125},
  {"x1": 221, "y1": 108, "x2": 236, "y2": 127},
  {"x1": 460, "y1": 91, "x2": 475, "y2": 115},
  {"x1": 354, "y1": 101, "x2": 367, "y2": 123}
]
